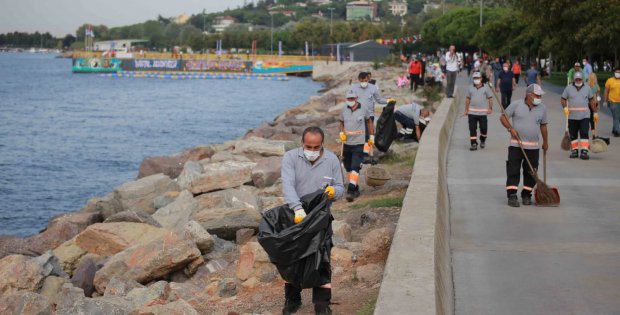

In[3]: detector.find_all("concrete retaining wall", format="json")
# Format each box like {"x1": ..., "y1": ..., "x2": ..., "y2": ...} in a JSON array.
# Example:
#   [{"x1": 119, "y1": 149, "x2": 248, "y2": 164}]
[
  {"x1": 374, "y1": 90, "x2": 459, "y2": 315},
  {"x1": 311, "y1": 61, "x2": 371, "y2": 80}
]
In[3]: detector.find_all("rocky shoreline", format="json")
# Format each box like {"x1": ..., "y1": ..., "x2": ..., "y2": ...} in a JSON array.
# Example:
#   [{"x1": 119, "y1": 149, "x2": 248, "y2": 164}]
[{"x1": 0, "y1": 64, "x2": 440, "y2": 315}]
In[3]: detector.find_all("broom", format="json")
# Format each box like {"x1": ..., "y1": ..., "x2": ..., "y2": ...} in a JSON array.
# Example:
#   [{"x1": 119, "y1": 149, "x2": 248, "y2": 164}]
[
  {"x1": 561, "y1": 101, "x2": 571, "y2": 151},
  {"x1": 490, "y1": 88, "x2": 560, "y2": 206}
]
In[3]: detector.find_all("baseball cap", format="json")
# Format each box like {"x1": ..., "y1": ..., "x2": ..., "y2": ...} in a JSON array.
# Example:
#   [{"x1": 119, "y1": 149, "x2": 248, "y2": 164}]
[
  {"x1": 574, "y1": 72, "x2": 583, "y2": 80},
  {"x1": 526, "y1": 84, "x2": 545, "y2": 96},
  {"x1": 472, "y1": 72, "x2": 481, "y2": 78},
  {"x1": 574, "y1": 62, "x2": 581, "y2": 67},
  {"x1": 345, "y1": 90, "x2": 357, "y2": 98}
]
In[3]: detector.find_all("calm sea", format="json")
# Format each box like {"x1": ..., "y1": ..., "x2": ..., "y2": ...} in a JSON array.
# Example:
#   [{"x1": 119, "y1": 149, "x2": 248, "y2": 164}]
[{"x1": 0, "y1": 53, "x2": 322, "y2": 237}]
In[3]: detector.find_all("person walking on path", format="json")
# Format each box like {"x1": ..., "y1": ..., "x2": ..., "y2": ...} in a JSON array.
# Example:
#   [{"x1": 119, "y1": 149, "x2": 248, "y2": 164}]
[
  {"x1": 512, "y1": 60, "x2": 522, "y2": 85},
  {"x1": 465, "y1": 72, "x2": 493, "y2": 150},
  {"x1": 582, "y1": 57, "x2": 593, "y2": 81},
  {"x1": 524, "y1": 62, "x2": 541, "y2": 86},
  {"x1": 281, "y1": 126, "x2": 344, "y2": 315},
  {"x1": 567, "y1": 62, "x2": 585, "y2": 86},
  {"x1": 394, "y1": 101, "x2": 431, "y2": 142},
  {"x1": 561, "y1": 72, "x2": 596, "y2": 160},
  {"x1": 496, "y1": 62, "x2": 517, "y2": 109},
  {"x1": 339, "y1": 90, "x2": 374, "y2": 202},
  {"x1": 408, "y1": 56, "x2": 422, "y2": 91},
  {"x1": 588, "y1": 72, "x2": 602, "y2": 136},
  {"x1": 500, "y1": 84, "x2": 549, "y2": 207},
  {"x1": 445, "y1": 45, "x2": 460, "y2": 98},
  {"x1": 604, "y1": 66, "x2": 620, "y2": 137},
  {"x1": 491, "y1": 57, "x2": 503, "y2": 88}
]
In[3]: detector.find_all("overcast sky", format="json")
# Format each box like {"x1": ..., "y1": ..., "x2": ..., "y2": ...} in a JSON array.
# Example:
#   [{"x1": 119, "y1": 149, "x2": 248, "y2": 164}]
[{"x1": 0, "y1": 0, "x2": 248, "y2": 37}]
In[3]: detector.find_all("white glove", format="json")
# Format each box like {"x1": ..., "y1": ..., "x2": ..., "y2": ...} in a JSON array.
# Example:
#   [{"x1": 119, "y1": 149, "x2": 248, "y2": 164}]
[
  {"x1": 597, "y1": 96, "x2": 601, "y2": 102},
  {"x1": 294, "y1": 208, "x2": 306, "y2": 224}
]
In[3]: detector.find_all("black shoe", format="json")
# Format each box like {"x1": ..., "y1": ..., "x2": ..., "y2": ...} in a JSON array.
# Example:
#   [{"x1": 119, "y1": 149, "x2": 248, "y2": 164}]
[
  {"x1": 507, "y1": 195, "x2": 520, "y2": 207},
  {"x1": 313, "y1": 288, "x2": 332, "y2": 315},
  {"x1": 282, "y1": 283, "x2": 302, "y2": 315},
  {"x1": 580, "y1": 150, "x2": 589, "y2": 160},
  {"x1": 480, "y1": 142, "x2": 486, "y2": 149},
  {"x1": 315, "y1": 307, "x2": 332, "y2": 315},
  {"x1": 470, "y1": 143, "x2": 478, "y2": 151},
  {"x1": 570, "y1": 149, "x2": 579, "y2": 159},
  {"x1": 613, "y1": 131, "x2": 620, "y2": 137},
  {"x1": 522, "y1": 196, "x2": 532, "y2": 206}
]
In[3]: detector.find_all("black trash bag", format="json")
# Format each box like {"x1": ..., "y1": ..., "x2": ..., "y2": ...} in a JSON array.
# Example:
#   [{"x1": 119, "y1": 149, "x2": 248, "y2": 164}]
[
  {"x1": 375, "y1": 100, "x2": 398, "y2": 152},
  {"x1": 257, "y1": 190, "x2": 333, "y2": 289}
]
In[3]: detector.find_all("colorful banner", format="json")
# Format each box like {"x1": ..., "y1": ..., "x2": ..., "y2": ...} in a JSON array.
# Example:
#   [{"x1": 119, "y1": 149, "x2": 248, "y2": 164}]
[{"x1": 376, "y1": 35, "x2": 422, "y2": 46}]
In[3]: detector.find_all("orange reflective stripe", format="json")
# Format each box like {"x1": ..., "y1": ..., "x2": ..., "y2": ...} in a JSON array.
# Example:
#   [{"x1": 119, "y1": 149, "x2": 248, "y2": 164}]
[
  {"x1": 569, "y1": 107, "x2": 589, "y2": 111},
  {"x1": 470, "y1": 137, "x2": 477, "y2": 140},
  {"x1": 506, "y1": 186, "x2": 519, "y2": 190},
  {"x1": 571, "y1": 141, "x2": 579, "y2": 150},
  {"x1": 511, "y1": 139, "x2": 539, "y2": 146},
  {"x1": 580, "y1": 140, "x2": 590, "y2": 149},
  {"x1": 523, "y1": 186, "x2": 533, "y2": 191},
  {"x1": 349, "y1": 171, "x2": 359, "y2": 185},
  {"x1": 469, "y1": 108, "x2": 488, "y2": 112},
  {"x1": 363, "y1": 143, "x2": 370, "y2": 154},
  {"x1": 345, "y1": 130, "x2": 364, "y2": 136}
]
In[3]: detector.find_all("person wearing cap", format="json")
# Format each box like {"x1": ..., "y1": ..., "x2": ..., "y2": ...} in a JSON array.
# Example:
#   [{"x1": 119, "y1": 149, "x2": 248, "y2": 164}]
[
  {"x1": 339, "y1": 90, "x2": 374, "y2": 202},
  {"x1": 349, "y1": 71, "x2": 388, "y2": 156},
  {"x1": 561, "y1": 71, "x2": 596, "y2": 160},
  {"x1": 394, "y1": 101, "x2": 431, "y2": 142},
  {"x1": 466, "y1": 72, "x2": 493, "y2": 150},
  {"x1": 567, "y1": 62, "x2": 585, "y2": 86},
  {"x1": 496, "y1": 62, "x2": 517, "y2": 109},
  {"x1": 500, "y1": 84, "x2": 549, "y2": 207},
  {"x1": 281, "y1": 126, "x2": 344, "y2": 315},
  {"x1": 605, "y1": 66, "x2": 620, "y2": 137}
]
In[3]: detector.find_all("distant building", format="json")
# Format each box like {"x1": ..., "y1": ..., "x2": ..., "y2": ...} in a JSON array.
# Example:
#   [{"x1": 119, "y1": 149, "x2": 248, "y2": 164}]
[
  {"x1": 311, "y1": 0, "x2": 332, "y2": 5},
  {"x1": 175, "y1": 13, "x2": 190, "y2": 24},
  {"x1": 346, "y1": 1, "x2": 377, "y2": 21},
  {"x1": 269, "y1": 10, "x2": 296, "y2": 17},
  {"x1": 295, "y1": 2, "x2": 307, "y2": 7},
  {"x1": 424, "y1": 3, "x2": 441, "y2": 13},
  {"x1": 93, "y1": 39, "x2": 148, "y2": 52},
  {"x1": 213, "y1": 16, "x2": 236, "y2": 33},
  {"x1": 389, "y1": 0, "x2": 407, "y2": 16},
  {"x1": 321, "y1": 40, "x2": 389, "y2": 62},
  {"x1": 312, "y1": 10, "x2": 326, "y2": 18}
]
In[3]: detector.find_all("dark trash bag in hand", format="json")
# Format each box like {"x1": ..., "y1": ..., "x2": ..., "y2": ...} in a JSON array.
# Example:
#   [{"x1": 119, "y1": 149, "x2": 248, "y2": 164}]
[
  {"x1": 375, "y1": 100, "x2": 398, "y2": 152},
  {"x1": 257, "y1": 190, "x2": 333, "y2": 289}
]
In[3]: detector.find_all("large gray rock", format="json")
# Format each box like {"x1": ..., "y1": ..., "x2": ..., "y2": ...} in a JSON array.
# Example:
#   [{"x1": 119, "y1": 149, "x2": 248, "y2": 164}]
[
  {"x1": 195, "y1": 188, "x2": 259, "y2": 211},
  {"x1": 332, "y1": 220, "x2": 353, "y2": 243},
  {"x1": 153, "y1": 191, "x2": 181, "y2": 210},
  {"x1": 183, "y1": 161, "x2": 256, "y2": 194},
  {"x1": 356, "y1": 263, "x2": 384, "y2": 284},
  {"x1": 258, "y1": 196, "x2": 286, "y2": 213},
  {"x1": 47, "y1": 211, "x2": 104, "y2": 232},
  {"x1": 182, "y1": 220, "x2": 215, "y2": 254},
  {"x1": 71, "y1": 257, "x2": 97, "y2": 297},
  {"x1": 0, "y1": 254, "x2": 45, "y2": 295},
  {"x1": 81, "y1": 192, "x2": 124, "y2": 220},
  {"x1": 74, "y1": 222, "x2": 166, "y2": 257},
  {"x1": 234, "y1": 137, "x2": 297, "y2": 157},
  {"x1": 39, "y1": 276, "x2": 70, "y2": 301},
  {"x1": 103, "y1": 275, "x2": 144, "y2": 297},
  {"x1": 113, "y1": 173, "x2": 179, "y2": 215},
  {"x1": 176, "y1": 161, "x2": 204, "y2": 191},
  {"x1": 11, "y1": 218, "x2": 83, "y2": 259},
  {"x1": 362, "y1": 227, "x2": 395, "y2": 257},
  {"x1": 251, "y1": 156, "x2": 282, "y2": 188},
  {"x1": 193, "y1": 207, "x2": 262, "y2": 240},
  {"x1": 125, "y1": 280, "x2": 170, "y2": 311},
  {"x1": 210, "y1": 151, "x2": 252, "y2": 163},
  {"x1": 93, "y1": 232, "x2": 201, "y2": 294},
  {"x1": 104, "y1": 209, "x2": 162, "y2": 227},
  {"x1": 33, "y1": 250, "x2": 68, "y2": 278},
  {"x1": 56, "y1": 294, "x2": 129, "y2": 315},
  {"x1": 137, "y1": 145, "x2": 215, "y2": 179},
  {"x1": 0, "y1": 291, "x2": 53, "y2": 315},
  {"x1": 152, "y1": 190, "x2": 198, "y2": 230}
]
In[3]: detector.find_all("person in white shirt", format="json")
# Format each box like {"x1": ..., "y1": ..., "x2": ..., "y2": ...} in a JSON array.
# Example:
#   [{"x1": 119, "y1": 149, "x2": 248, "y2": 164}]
[{"x1": 445, "y1": 45, "x2": 461, "y2": 98}]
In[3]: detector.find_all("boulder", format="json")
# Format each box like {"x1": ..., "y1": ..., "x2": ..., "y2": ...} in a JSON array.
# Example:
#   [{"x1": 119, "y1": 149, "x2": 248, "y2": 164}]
[
  {"x1": 360, "y1": 211, "x2": 380, "y2": 227},
  {"x1": 81, "y1": 192, "x2": 123, "y2": 220},
  {"x1": 209, "y1": 151, "x2": 252, "y2": 163},
  {"x1": 56, "y1": 296, "x2": 129, "y2": 315},
  {"x1": 236, "y1": 242, "x2": 277, "y2": 282},
  {"x1": 362, "y1": 227, "x2": 395, "y2": 257},
  {"x1": 217, "y1": 278, "x2": 237, "y2": 297},
  {"x1": 168, "y1": 282, "x2": 209, "y2": 309},
  {"x1": 75, "y1": 222, "x2": 166, "y2": 256},
  {"x1": 48, "y1": 211, "x2": 104, "y2": 232},
  {"x1": 251, "y1": 156, "x2": 282, "y2": 189},
  {"x1": 33, "y1": 250, "x2": 68, "y2": 278},
  {"x1": 193, "y1": 207, "x2": 261, "y2": 240},
  {"x1": 176, "y1": 161, "x2": 204, "y2": 191},
  {"x1": 241, "y1": 277, "x2": 259, "y2": 289},
  {"x1": 0, "y1": 291, "x2": 53, "y2": 315},
  {"x1": 103, "y1": 276, "x2": 144, "y2": 297},
  {"x1": 104, "y1": 210, "x2": 162, "y2": 227},
  {"x1": 355, "y1": 264, "x2": 384, "y2": 284},
  {"x1": 257, "y1": 179, "x2": 283, "y2": 197},
  {"x1": 183, "y1": 256, "x2": 204, "y2": 277},
  {"x1": 235, "y1": 228, "x2": 255, "y2": 245},
  {"x1": 52, "y1": 237, "x2": 87, "y2": 274},
  {"x1": 113, "y1": 173, "x2": 180, "y2": 215},
  {"x1": 331, "y1": 248, "x2": 354, "y2": 268},
  {"x1": 93, "y1": 231, "x2": 201, "y2": 294},
  {"x1": 152, "y1": 190, "x2": 198, "y2": 230},
  {"x1": 39, "y1": 276, "x2": 70, "y2": 300},
  {"x1": 153, "y1": 191, "x2": 180, "y2": 210},
  {"x1": 138, "y1": 146, "x2": 215, "y2": 179},
  {"x1": 125, "y1": 281, "x2": 170, "y2": 311},
  {"x1": 196, "y1": 188, "x2": 259, "y2": 212},
  {"x1": 182, "y1": 221, "x2": 215, "y2": 254},
  {"x1": 71, "y1": 257, "x2": 97, "y2": 297},
  {"x1": 54, "y1": 283, "x2": 85, "y2": 310},
  {"x1": 0, "y1": 254, "x2": 45, "y2": 295},
  {"x1": 185, "y1": 161, "x2": 256, "y2": 195},
  {"x1": 331, "y1": 220, "x2": 353, "y2": 243},
  {"x1": 233, "y1": 137, "x2": 297, "y2": 157},
  {"x1": 138, "y1": 299, "x2": 199, "y2": 315},
  {"x1": 258, "y1": 196, "x2": 286, "y2": 213},
  {"x1": 22, "y1": 218, "x2": 82, "y2": 257},
  {"x1": 203, "y1": 236, "x2": 237, "y2": 261}
]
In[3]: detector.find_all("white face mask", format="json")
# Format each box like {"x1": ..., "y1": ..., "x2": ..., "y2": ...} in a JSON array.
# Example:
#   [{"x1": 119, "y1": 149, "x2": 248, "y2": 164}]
[
  {"x1": 575, "y1": 82, "x2": 583, "y2": 87},
  {"x1": 473, "y1": 79, "x2": 481, "y2": 85},
  {"x1": 503, "y1": 67, "x2": 509, "y2": 71},
  {"x1": 346, "y1": 101, "x2": 356, "y2": 107},
  {"x1": 615, "y1": 73, "x2": 620, "y2": 79},
  {"x1": 304, "y1": 149, "x2": 321, "y2": 162},
  {"x1": 360, "y1": 82, "x2": 368, "y2": 88},
  {"x1": 532, "y1": 98, "x2": 542, "y2": 106}
]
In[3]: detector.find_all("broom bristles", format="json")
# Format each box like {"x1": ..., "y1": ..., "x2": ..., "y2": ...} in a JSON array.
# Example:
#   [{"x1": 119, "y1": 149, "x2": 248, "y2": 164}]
[{"x1": 535, "y1": 178, "x2": 560, "y2": 205}]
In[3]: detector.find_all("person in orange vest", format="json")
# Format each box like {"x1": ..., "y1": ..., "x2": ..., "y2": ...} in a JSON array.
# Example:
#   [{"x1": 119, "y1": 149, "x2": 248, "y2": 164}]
[
  {"x1": 512, "y1": 60, "x2": 522, "y2": 85},
  {"x1": 408, "y1": 55, "x2": 422, "y2": 91}
]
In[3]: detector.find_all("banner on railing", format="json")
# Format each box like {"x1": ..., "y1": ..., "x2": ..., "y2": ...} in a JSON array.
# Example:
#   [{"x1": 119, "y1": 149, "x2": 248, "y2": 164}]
[{"x1": 376, "y1": 35, "x2": 422, "y2": 46}]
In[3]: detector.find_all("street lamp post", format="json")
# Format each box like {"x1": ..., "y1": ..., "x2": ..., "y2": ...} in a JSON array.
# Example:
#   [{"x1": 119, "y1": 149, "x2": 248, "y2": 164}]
[
  {"x1": 479, "y1": 0, "x2": 483, "y2": 56},
  {"x1": 328, "y1": 7, "x2": 334, "y2": 37},
  {"x1": 270, "y1": 14, "x2": 274, "y2": 55}
]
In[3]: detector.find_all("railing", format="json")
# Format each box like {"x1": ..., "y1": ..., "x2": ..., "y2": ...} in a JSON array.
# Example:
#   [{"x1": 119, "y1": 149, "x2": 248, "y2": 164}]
[{"x1": 71, "y1": 51, "x2": 334, "y2": 63}]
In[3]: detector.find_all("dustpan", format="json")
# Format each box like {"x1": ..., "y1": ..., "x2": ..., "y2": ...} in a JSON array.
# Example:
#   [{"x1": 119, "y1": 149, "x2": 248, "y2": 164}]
[{"x1": 591, "y1": 120, "x2": 608, "y2": 153}]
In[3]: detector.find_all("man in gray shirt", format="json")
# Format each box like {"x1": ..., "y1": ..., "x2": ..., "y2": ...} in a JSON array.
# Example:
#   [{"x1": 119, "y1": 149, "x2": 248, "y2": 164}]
[
  {"x1": 280, "y1": 126, "x2": 344, "y2": 315},
  {"x1": 465, "y1": 72, "x2": 493, "y2": 150},
  {"x1": 395, "y1": 102, "x2": 430, "y2": 142},
  {"x1": 561, "y1": 71, "x2": 596, "y2": 160},
  {"x1": 500, "y1": 84, "x2": 549, "y2": 207}
]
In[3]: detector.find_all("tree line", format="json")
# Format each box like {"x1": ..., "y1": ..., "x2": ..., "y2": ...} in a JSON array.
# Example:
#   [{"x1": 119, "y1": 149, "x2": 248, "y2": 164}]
[{"x1": 0, "y1": 32, "x2": 76, "y2": 49}]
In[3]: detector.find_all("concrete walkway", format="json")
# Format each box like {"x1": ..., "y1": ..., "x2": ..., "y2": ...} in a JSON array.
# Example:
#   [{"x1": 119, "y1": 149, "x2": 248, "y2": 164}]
[{"x1": 448, "y1": 74, "x2": 620, "y2": 314}]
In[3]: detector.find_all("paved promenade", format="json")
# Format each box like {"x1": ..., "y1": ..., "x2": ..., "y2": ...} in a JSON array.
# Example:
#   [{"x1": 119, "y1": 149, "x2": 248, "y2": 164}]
[{"x1": 449, "y1": 75, "x2": 620, "y2": 314}]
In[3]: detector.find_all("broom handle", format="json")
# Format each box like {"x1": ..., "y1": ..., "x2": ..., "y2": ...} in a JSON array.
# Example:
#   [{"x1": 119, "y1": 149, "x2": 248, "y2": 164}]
[
  {"x1": 544, "y1": 150, "x2": 547, "y2": 183},
  {"x1": 490, "y1": 87, "x2": 539, "y2": 177}
]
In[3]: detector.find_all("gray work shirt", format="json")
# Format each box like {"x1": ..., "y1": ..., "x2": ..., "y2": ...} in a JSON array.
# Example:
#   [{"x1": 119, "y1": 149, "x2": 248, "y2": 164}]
[
  {"x1": 561, "y1": 84, "x2": 593, "y2": 120},
  {"x1": 340, "y1": 104, "x2": 370, "y2": 145},
  {"x1": 525, "y1": 68, "x2": 539, "y2": 85},
  {"x1": 505, "y1": 100, "x2": 548, "y2": 150},
  {"x1": 466, "y1": 84, "x2": 493, "y2": 116},
  {"x1": 281, "y1": 148, "x2": 345, "y2": 211},
  {"x1": 395, "y1": 102, "x2": 421, "y2": 125},
  {"x1": 350, "y1": 83, "x2": 387, "y2": 118}
]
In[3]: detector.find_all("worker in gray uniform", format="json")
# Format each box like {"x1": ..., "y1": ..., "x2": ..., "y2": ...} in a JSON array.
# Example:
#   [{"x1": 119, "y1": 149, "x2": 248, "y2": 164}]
[
  {"x1": 500, "y1": 84, "x2": 549, "y2": 207},
  {"x1": 281, "y1": 126, "x2": 344, "y2": 315},
  {"x1": 349, "y1": 72, "x2": 388, "y2": 156},
  {"x1": 561, "y1": 71, "x2": 597, "y2": 160},
  {"x1": 394, "y1": 101, "x2": 431, "y2": 142},
  {"x1": 465, "y1": 72, "x2": 493, "y2": 150}
]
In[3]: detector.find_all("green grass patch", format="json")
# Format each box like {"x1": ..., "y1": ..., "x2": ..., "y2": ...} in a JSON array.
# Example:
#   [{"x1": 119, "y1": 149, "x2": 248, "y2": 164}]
[
  {"x1": 356, "y1": 297, "x2": 377, "y2": 315},
  {"x1": 545, "y1": 71, "x2": 613, "y2": 89},
  {"x1": 351, "y1": 196, "x2": 404, "y2": 209},
  {"x1": 381, "y1": 151, "x2": 417, "y2": 165},
  {"x1": 423, "y1": 84, "x2": 443, "y2": 107}
]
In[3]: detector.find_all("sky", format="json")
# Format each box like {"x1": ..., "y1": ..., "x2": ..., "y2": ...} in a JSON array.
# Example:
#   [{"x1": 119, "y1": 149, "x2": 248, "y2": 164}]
[{"x1": 0, "y1": 0, "x2": 248, "y2": 37}]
